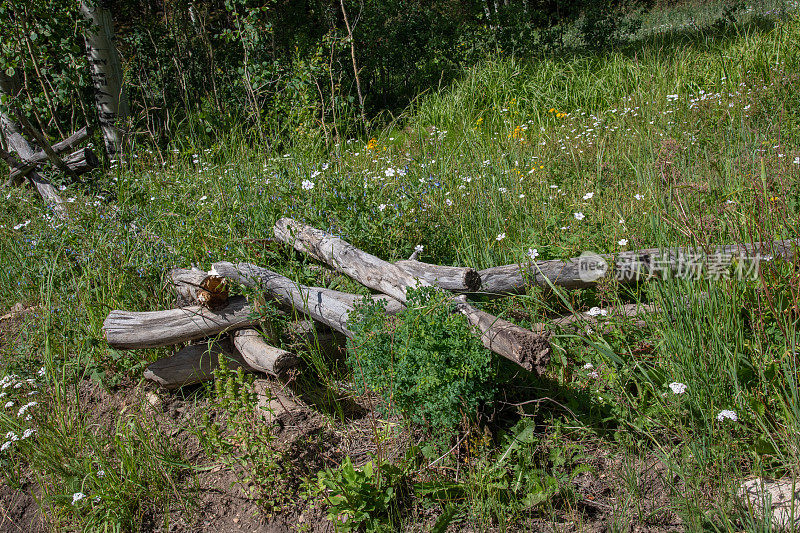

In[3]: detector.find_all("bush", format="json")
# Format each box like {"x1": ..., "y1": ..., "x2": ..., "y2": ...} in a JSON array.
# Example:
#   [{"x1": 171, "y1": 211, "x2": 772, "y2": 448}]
[{"x1": 347, "y1": 287, "x2": 496, "y2": 430}]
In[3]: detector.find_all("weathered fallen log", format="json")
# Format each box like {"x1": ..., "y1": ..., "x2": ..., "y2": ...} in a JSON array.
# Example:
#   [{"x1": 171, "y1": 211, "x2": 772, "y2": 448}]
[
  {"x1": 167, "y1": 267, "x2": 229, "y2": 308},
  {"x1": 453, "y1": 296, "x2": 551, "y2": 374},
  {"x1": 0, "y1": 146, "x2": 68, "y2": 218},
  {"x1": 531, "y1": 303, "x2": 658, "y2": 334},
  {"x1": 232, "y1": 328, "x2": 299, "y2": 377},
  {"x1": 395, "y1": 259, "x2": 481, "y2": 292},
  {"x1": 479, "y1": 239, "x2": 800, "y2": 294},
  {"x1": 274, "y1": 218, "x2": 420, "y2": 302},
  {"x1": 212, "y1": 261, "x2": 357, "y2": 338},
  {"x1": 143, "y1": 339, "x2": 249, "y2": 389},
  {"x1": 103, "y1": 296, "x2": 257, "y2": 349},
  {"x1": 273, "y1": 218, "x2": 551, "y2": 374},
  {"x1": 16, "y1": 113, "x2": 78, "y2": 180}
]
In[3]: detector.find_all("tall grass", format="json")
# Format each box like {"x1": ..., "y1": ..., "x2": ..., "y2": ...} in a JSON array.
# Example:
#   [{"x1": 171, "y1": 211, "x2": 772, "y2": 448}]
[{"x1": 0, "y1": 5, "x2": 798, "y2": 530}]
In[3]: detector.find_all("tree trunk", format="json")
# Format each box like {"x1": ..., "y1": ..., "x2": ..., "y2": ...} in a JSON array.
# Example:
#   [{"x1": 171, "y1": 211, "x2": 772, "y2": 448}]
[
  {"x1": 103, "y1": 296, "x2": 258, "y2": 349},
  {"x1": 232, "y1": 328, "x2": 299, "y2": 377},
  {"x1": 80, "y1": 0, "x2": 129, "y2": 159},
  {"x1": 273, "y1": 218, "x2": 551, "y2": 374}
]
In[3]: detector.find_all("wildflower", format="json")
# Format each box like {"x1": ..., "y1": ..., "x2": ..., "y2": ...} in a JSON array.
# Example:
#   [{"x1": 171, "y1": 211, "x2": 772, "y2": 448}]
[
  {"x1": 717, "y1": 410, "x2": 738, "y2": 422},
  {"x1": 618, "y1": 238, "x2": 628, "y2": 246},
  {"x1": 588, "y1": 371, "x2": 599, "y2": 379},
  {"x1": 0, "y1": 441, "x2": 10, "y2": 452},
  {"x1": 528, "y1": 248, "x2": 539, "y2": 260},
  {"x1": 378, "y1": 204, "x2": 387, "y2": 212},
  {"x1": 668, "y1": 382, "x2": 687, "y2": 394},
  {"x1": 583, "y1": 363, "x2": 594, "y2": 370},
  {"x1": 574, "y1": 212, "x2": 585, "y2": 221},
  {"x1": 12, "y1": 220, "x2": 30, "y2": 231},
  {"x1": 384, "y1": 168, "x2": 396, "y2": 178},
  {"x1": 634, "y1": 194, "x2": 643, "y2": 200},
  {"x1": 97, "y1": 469, "x2": 105, "y2": 478},
  {"x1": 17, "y1": 401, "x2": 36, "y2": 417},
  {"x1": 414, "y1": 245, "x2": 424, "y2": 254},
  {"x1": 301, "y1": 180, "x2": 314, "y2": 190},
  {"x1": 498, "y1": 187, "x2": 508, "y2": 193},
  {"x1": 587, "y1": 307, "x2": 607, "y2": 317},
  {"x1": 72, "y1": 492, "x2": 86, "y2": 505},
  {"x1": 619, "y1": 218, "x2": 625, "y2": 224},
  {"x1": 4, "y1": 401, "x2": 13, "y2": 409},
  {"x1": 22, "y1": 428, "x2": 35, "y2": 439},
  {"x1": 582, "y1": 192, "x2": 594, "y2": 200},
  {"x1": 445, "y1": 199, "x2": 453, "y2": 207},
  {"x1": 550, "y1": 184, "x2": 559, "y2": 189},
  {"x1": 5, "y1": 431, "x2": 17, "y2": 441},
  {"x1": 199, "y1": 195, "x2": 207, "y2": 202},
  {"x1": 794, "y1": 157, "x2": 800, "y2": 165},
  {"x1": 496, "y1": 233, "x2": 506, "y2": 242}
]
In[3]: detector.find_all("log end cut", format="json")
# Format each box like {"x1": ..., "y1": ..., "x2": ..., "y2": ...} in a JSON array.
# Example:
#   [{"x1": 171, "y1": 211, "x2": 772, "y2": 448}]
[{"x1": 515, "y1": 331, "x2": 552, "y2": 375}]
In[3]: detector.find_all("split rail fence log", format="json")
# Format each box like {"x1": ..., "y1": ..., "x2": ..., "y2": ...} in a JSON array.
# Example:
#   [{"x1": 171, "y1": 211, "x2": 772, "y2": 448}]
[
  {"x1": 232, "y1": 328, "x2": 299, "y2": 377},
  {"x1": 6, "y1": 127, "x2": 93, "y2": 183},
  {"x1": 167, "y1": 268, "x2": 229, "y2": 308},
  {"x1": 103, "y1": 295, "x2": 257, "y2": 349},
  {"x1": 394, "y1": 260, "x2": 481, "y2": 292},
  {"x1": 211, "y1": 261, "x2": 357, "y2": 338},
  {"x1": 143, "y1": 339, "x2": 249, "y2": 389},
  {"x1": 273, "y1": 218, "x2": 551, "y2": 374},
  {"x1": 479, "y1": 239, "x2": 800, "y2": 294}
]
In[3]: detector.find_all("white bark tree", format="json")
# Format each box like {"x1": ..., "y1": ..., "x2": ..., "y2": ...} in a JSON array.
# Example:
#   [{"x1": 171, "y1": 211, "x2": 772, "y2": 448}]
[{"x1": 80, "y1": 0, "x2": 129, "y2": 159}]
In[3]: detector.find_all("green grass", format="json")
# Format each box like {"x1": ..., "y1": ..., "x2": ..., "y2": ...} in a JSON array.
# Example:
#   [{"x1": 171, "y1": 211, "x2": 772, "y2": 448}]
[{"x1": 1, "y1": 4, "x2": 800, "y2": 530}]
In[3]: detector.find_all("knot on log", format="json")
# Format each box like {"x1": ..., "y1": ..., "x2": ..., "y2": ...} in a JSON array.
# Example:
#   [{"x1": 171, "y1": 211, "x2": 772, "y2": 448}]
[{"x1": 462, "y1": 268, "x2": 482, "y2": 292}]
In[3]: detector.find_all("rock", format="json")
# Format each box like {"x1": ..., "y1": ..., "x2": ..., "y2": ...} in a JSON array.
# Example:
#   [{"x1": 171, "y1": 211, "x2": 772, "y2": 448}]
[
  {"x1": 253, "y1": 379, "x2": 301, "y2": 423},
  {"x1": 144, "y1": 391, "x2": 163, "y2": 410},
  {"x1": 738, "y1": 477, "x2": 800, "y2": 529}
]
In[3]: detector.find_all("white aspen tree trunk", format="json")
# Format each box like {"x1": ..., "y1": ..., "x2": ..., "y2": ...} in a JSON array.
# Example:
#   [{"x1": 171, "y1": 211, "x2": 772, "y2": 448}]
[{"x1": 80, "y1": 0, "x2": 129, "y2": 159}]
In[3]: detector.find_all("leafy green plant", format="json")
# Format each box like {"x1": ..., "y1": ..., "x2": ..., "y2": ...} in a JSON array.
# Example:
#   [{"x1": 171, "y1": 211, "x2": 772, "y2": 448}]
[
  {"x1": 348, "y1": 286, "x2": 496, "y2": 430},
  {"x1": 199, "y1": 353, "x2": 288, "y2": 514},
  {"x1": 315, "y1": 454, "x2": 414, "y2": 532}
]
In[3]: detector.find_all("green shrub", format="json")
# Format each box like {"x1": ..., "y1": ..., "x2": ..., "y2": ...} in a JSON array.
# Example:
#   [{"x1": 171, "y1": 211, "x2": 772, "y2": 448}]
[{"x1": 347, "y1": 287, "x2": 496, "y2": 430}]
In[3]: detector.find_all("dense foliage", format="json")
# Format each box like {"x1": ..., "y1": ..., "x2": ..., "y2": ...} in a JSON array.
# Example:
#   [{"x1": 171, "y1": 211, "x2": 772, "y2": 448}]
[
  {"x1": 1, "y1": 0, "x2": 653, "y2": 147},
  {"x1": 348, "y1": 287, "x2": 496, "y2": 429}
]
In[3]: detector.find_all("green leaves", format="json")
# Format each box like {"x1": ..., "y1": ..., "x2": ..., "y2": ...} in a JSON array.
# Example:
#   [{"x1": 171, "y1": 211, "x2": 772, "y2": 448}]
[{"x1": 348, "y1": 286, "x2": 496, "y2": 430}]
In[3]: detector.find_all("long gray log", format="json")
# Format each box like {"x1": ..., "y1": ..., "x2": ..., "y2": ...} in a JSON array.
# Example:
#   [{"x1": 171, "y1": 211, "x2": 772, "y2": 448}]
[
  {"x1": 143, "y1": 339, "x2": 249, "y2": 389},
  {"x1": 212, "y1": 262, "x2": 357, "y2": 338},
  {"x1": 531, "y1": 303, "x2": 658, "y2": 334},
  {"x1": 232, "y1": 328, "x2": 299, "y2": 377},
  {"x1": 395, "y1": 260, "x2": 481, "y2": 292},
  {"x1": 103, "y1": 296, "x2": 257, "y2": 349},
  {"x1": 274, "y1": 217, "x2": 420, "y2": 302},
  {"x1": 479, "y1": 239, "x2": 800, "y2": 294},
  {"x1": 273, "y1": 218, "x2": 550, "y2": 374}
]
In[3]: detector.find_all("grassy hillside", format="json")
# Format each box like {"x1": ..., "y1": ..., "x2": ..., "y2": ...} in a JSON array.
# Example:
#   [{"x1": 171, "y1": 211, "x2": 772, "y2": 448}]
[{"x1": 1, "y1": 4, "x2": 799, "y2": 531}]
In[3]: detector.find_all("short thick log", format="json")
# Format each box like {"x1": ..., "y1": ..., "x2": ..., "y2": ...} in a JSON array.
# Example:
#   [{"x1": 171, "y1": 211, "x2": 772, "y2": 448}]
[
  {"x1": 273, "y1": 219, "x2": 551, "y2": 374},
  {"x1": 212, "y1": 261, "x2": 357, "y2": 338},
  {"x1": 232, "y1": 328, "x2": 299, "y2": 377},
  {"x1": 103, "y1": 296, "x2": 257, "y2": 349},
  {"x1": 395, "y1": 260, "x2": 481, "y2": 292},
  {"x1": 143, "y1": 339, "x2": 248, "y2": 389},
  {"x1": 479, "y1": 239, "x2": 800, "y2": 294},
  {"x1": 167, "y1": 267, "x2": 229, "y2": 308}
]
